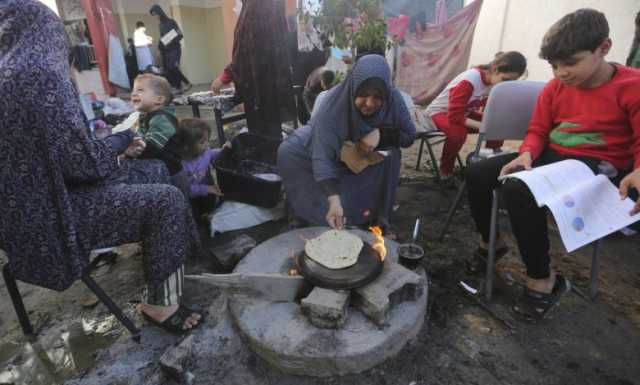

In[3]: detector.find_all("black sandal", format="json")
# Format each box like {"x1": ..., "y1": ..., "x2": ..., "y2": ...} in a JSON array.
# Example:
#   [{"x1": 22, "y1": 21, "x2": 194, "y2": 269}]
[
  {"x1": 142, "y1": 304, "x2": 204, "y2": 334},
  {"x1": 511, "y1": 274, "x2": 571, "y2": 323},
  {"x1": 464, "y1": 245, "x2": 509, "y2": 275}
]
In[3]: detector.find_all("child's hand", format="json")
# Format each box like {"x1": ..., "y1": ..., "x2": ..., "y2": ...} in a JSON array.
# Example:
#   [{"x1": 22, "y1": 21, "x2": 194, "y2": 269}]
[
  {"x1": 619, "y1": 168, "x2": 640, "y2": 215},
  {"x1": 222, "y1": 141, "x2": 232, "y2": 150},
  {"x1": 208, "y1": 185, "x2": 224, "y2": 196},
  {"x1": 124, "y1": 137, "x2": 146, "y2": 158},
  {"x1": 500, "y1": 152, "x2": 532, "y2": 177}
]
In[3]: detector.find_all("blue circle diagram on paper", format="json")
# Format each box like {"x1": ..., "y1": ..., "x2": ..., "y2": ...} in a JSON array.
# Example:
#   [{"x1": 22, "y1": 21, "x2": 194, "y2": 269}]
[
  {"x1": 572, "y1": 217, "x2": 585, "y2": 232},
  {"x1": 563, "y1": 195, "x2": 575, "y2": 208}
]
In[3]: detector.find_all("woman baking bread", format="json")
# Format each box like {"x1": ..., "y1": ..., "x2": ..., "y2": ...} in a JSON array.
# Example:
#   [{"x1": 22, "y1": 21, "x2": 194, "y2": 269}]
[{"x1": 277, "y1": 54, "x2": 416, "y2": 235}]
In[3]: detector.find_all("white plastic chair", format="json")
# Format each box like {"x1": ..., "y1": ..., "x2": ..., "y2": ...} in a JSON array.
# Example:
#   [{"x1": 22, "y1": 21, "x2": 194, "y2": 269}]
[{"x1": 437, "y1": 80, "x2": 546, "y2": 242}]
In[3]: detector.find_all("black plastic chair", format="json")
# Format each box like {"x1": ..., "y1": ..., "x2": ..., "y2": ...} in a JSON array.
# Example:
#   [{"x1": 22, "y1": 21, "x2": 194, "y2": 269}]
[{"x1": 2, "y1": 250, "x2": 141, "y2": 342}]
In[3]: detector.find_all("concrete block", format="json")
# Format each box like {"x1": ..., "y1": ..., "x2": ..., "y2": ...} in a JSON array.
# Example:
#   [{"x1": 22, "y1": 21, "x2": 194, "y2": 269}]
[
  {"x1": 353, "y1": 262, "x2": 425, "y2": 326},
  {"x1": 301, "y1": 287, "x2": 351, "y2": 329},
  {"x1": 210, "y1": 234, "x2": 256, "y2": 270}
]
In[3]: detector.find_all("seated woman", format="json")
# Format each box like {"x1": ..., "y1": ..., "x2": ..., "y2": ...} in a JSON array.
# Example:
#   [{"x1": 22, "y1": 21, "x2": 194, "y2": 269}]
[
  {"x1": 278, "y1": 54, "x2": 416, "y2": 233},
  {"x1": 0, "y1": 1, "x2": 202, "y2": 333}
]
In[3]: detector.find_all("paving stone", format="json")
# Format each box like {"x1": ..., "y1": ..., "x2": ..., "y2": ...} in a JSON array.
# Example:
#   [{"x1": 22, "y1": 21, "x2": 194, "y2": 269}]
[
  {"x1": 210, "y1": 234, "x2": 257, "y2": 270},
  {"x1": 301, "y1": 287, "x2": 350, "y2": 329},
  {"x1": 159, "y1": 335, "x2": 195, "y2": 384},
  {"x1": 353, "y1": 262, "x2": 425, "y2": 326}
]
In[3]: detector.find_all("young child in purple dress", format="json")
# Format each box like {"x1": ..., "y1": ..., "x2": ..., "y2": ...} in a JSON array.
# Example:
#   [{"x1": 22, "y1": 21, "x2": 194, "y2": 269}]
[{"x1": 178, "y1": 119, "x2": 229, "y2": 222}]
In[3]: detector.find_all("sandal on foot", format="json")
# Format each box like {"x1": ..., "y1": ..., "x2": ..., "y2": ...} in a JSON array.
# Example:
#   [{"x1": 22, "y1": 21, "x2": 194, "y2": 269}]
[
  {"x1": 142, "y1": 304, "x2": 204, "y2": 334},
  {"x1": 464, "y1": 245, "x2": 509, "y2": 275},
  {"x1": 511, "y1": 275, "x2": 571, "y2": 323}
]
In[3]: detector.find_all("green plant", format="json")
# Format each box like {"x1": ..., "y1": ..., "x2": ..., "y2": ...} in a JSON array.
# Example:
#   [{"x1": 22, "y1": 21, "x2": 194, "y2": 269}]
[{"x1": 301, "y1": 0, "x2": 389, "y2": 54}]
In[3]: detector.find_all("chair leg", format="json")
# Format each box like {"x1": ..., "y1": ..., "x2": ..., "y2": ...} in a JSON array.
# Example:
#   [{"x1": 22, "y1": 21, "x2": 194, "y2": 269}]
[
  {"x1": 437, "y1": 181, "x2": 467, "y2": 242},
  {"x1": 2, "y1": 264, "x2": 34, "y2": 336},
  {"x1": 415, "y1": 137, "x2": 425, "y2": 171},
  {"x1": 425, "y1": 139, "x2": 441, "y2": 181},
  {"x1": 485, "y1": 189, "x2": 500, "y2": 301},
  {"x1": 81, "y1": 273, "x2": 141, "y2": 342},
  {"x1": 589, "y1": 238, "x2": 603, "y2": 300}
]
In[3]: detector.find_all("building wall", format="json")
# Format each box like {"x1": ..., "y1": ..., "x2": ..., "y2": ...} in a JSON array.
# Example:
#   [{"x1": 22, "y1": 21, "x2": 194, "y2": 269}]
[{"x1": 465, "y1": 0, "x2": 638, "y2": 82}]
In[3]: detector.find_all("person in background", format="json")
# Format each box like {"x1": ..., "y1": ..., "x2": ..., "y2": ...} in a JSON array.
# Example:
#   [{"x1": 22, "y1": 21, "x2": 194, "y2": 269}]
[
  {"x1": 210, "y1": 0, "x2": 296, "y2": 140},
  {"x1": 626, "y1": 10, "x2": 640, "y2": 68},
  {"x1": 133, "y1": 21, "x2": 155, "y2": 72},
  {"x1": 303, "y1": 66, "x2": 335, "y2": 114},
  {"x1": 424, "y1": 51, "x2": 527, "y2": 182},
  {"x1": 149, "y1": 4, "x2": 192, "y2": 93},
  {"x1": 125, "y1": 38, "x2": 139, "y2": 89},
  {"x1": 1, "y1": 0, "x2": 202, "y2": 334},
  {"x1": 465, "y1": 9, "x2": 640, "y2": 322}
]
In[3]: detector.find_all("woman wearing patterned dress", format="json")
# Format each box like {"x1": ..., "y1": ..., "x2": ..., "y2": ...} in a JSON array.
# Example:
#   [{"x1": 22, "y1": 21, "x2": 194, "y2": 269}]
[{"x1": 0, "y1": 0, "x2": 202, "y2": 333}]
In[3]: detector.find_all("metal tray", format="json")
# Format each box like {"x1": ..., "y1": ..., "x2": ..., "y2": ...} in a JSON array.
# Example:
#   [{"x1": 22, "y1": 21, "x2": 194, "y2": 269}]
[{"x1": 296, "y1": 241, "x2": 384, "y2": 290}]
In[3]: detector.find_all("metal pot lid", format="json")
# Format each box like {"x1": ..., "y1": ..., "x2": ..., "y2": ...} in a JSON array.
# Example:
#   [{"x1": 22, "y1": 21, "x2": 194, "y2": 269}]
[{"x1": 296, "y1": 241, "x2": 384, "y2": 290}]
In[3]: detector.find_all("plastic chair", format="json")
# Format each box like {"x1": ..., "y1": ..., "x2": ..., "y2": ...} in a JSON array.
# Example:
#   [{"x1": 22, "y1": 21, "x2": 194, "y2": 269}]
[
  {"x1": 484, "y1": 192, "x2": 604, "y2": 301},
  {"x1": 437, "y1": 80, "x2": 546, "y2": 242},
  {"x1": 414, "y1": 131, "x2": 464, "y2": 181},
  {"x1": 2, "y1": 249, "x2": 141, "y2": 342}
]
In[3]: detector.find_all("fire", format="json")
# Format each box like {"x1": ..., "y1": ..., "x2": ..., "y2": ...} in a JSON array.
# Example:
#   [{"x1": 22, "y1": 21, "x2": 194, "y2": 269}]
[{"x1": 369, "y1": 226, "x2": 387, "y2": 262}]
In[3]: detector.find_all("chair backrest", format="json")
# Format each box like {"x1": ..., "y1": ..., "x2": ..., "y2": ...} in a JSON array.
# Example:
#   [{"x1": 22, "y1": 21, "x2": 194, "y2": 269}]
[{"x1": 474, "y1": 80, "x2": 546, "y2": 154}]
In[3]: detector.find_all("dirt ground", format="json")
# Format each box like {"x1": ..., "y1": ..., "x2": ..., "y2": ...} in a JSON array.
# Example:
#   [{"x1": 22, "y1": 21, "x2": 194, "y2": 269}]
[{"x1": 1, "y1": 119, "x2": 639, "y2": 385}]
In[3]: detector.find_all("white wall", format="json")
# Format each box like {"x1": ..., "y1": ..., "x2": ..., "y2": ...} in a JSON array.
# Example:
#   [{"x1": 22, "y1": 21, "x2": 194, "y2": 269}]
[{"x1": 465, "y1": 0, "x2": 639, "y2": 81}]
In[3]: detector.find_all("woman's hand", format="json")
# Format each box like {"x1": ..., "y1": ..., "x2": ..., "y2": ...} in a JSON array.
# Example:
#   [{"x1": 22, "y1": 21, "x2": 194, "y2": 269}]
[
  {"x1": 211, "y1": 78, "x2": 223, "y2": 94},
  {"x1": 326, "y1": 195, "x2": 345, "y2": 229},
  {"x1": 124, "y1": 137, "x2": 146, "y2": 158},
  {"x1": 357, "y1": 129, "x2": 380, "y2": 155},
  {"x1": 619, "y1": 168, "x2": 640, "y2": 215},
  {"x1": 208, "y1": 185, "x2": 224, "y2": 196},
  {"x1": 499, "y1": 152, "x2": 532, "y2": 177}
]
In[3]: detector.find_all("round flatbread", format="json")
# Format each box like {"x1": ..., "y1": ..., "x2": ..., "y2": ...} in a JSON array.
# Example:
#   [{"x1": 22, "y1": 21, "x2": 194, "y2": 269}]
[{"x1": 304, "y1": 230, "x2": 363, "y2": 270}]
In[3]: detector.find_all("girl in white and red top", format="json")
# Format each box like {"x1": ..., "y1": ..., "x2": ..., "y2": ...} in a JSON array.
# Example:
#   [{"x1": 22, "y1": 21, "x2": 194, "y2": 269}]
[{"x1": 425, "y1": 51, "x2": 527, "y2": 178}]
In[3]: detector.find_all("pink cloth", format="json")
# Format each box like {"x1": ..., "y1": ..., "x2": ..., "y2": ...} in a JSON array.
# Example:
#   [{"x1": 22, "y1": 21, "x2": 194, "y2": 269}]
[{"x1": 395, "y1": 0, "x2": 483, "y2": 106}]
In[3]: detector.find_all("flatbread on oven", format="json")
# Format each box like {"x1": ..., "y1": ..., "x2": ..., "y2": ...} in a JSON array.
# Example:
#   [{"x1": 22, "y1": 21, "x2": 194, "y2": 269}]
[{"x1": 305, "y1": 230, "x2": 363, "y2": 269}]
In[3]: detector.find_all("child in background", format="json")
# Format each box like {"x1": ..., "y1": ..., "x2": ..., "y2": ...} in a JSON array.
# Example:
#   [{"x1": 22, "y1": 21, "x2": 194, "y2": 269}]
[
  {"x1": 303, "y1": 66, "x2": 335, "y2": 114},
  {"x1": 125, "y1": 73, "x2": 188, "y2": 195},
  {"x1": 424, "y1": 51, "x2": 527, "y2": 180},
  {"x1": 177, "y1": 118, "x2": 228, "y2": 222}
]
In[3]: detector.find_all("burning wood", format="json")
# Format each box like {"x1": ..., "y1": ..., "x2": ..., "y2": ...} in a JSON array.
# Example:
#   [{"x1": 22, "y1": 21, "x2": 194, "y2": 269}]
[{"x1": 369, "y1": 226, "x2": 387, "y2": 262}]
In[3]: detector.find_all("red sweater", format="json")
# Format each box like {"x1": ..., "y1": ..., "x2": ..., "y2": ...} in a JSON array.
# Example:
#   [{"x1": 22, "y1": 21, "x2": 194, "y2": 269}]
[{"x1": 520, "y1": 64, "x2": 640, "y2": 171}]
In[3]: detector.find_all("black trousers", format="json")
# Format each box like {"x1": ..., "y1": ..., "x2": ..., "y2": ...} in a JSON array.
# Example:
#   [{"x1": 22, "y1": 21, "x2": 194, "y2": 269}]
[{"x1": 466, "y1": 148, "x2": 636, "y2": 279}]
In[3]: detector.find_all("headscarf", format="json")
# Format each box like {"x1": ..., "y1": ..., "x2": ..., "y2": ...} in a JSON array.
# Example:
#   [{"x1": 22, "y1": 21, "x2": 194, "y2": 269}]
[
  {"x1": 306, "y1": 54, "x2": 412, "y2": 183},
  {"x1": 0, "y1": 0, "x2": 119, "y2": 290},
  {"x1": 229, "y1": 0, "x2": 295, "y2": 122},
  {"x1": 309, "y1": 54, "x2": 394, "y2": 141}
]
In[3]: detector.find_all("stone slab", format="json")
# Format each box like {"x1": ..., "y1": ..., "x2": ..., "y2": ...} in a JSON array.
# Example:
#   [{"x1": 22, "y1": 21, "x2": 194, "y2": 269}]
[
  {"x1": 353, "y1": 262, "x2": 425, "y2": 326},
  {"x1": 210, "y1": 234, "x2": 256, "y2": 270},
  {"x1": 229, "y1": 227, "x2": 428, "y2": 377},
  {"x1": 301, "y1": 287, "x2": 351, "y2": 329}
]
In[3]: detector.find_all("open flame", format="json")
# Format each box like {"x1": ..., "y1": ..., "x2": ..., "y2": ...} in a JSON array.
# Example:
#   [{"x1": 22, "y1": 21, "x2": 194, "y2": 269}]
[{"x1": 369, "y1": 226, "x2": 386, "y2": 262}]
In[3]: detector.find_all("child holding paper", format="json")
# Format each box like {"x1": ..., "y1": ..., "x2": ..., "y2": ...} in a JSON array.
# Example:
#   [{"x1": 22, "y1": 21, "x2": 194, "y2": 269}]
[{"x1": 465, "y1": 9, "x2": 640, "y2": 322}]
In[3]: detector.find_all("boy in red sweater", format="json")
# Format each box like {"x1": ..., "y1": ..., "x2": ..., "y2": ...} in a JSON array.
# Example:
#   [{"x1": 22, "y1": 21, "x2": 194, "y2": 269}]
[{"x1": 465, "y1": 9, "x2": 640, "y2": 322}]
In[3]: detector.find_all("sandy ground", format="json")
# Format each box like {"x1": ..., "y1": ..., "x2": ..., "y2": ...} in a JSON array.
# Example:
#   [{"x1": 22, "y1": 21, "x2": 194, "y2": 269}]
[{"x1": 1, "y1": 116, "x2": 639, "y2": 385}]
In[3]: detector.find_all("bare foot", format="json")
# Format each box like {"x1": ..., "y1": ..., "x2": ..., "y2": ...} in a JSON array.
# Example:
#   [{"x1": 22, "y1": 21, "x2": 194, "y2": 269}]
[{"x1": 526, "y1": 272, "x2": 556, "y2": 294}]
